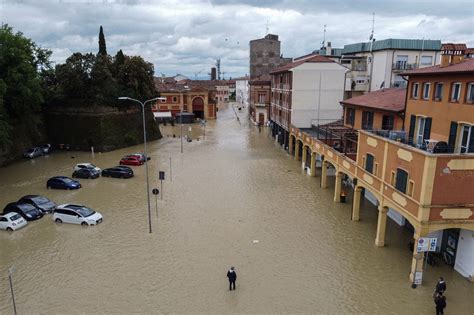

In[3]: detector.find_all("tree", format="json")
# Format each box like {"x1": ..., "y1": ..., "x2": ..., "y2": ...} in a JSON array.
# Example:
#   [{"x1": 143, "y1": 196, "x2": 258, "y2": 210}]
[
  {"x1": 98, "y1": 25, "x2": 107, "y2": 56},
  {"x1": 0, "y1": 24, "x2": 51, "y2": 146}
]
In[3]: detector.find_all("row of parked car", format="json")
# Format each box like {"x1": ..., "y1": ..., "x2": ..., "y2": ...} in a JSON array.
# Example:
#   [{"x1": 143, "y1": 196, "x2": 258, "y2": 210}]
[
  {"x1": 1, "y1": 153, "x2": 150, "y2": 232},
  {"x1": 0, "y1": 195, "x2": 103, "y2": 232},
  {"x1": 23, "y1": 144, "x2": 53, "y2": 159}
]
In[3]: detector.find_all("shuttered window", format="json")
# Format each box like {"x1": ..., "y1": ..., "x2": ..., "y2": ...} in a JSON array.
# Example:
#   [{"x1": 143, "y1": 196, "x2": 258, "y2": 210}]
[
  {"x1": 365, "y1": 154, "x2": 374, "y2": 174},
  {"x1": 448, "y1": 121, "x2": 458, "y2": 153},
  {"x1": 395, "y1": 169, "x2": 408, "y2": 194}
]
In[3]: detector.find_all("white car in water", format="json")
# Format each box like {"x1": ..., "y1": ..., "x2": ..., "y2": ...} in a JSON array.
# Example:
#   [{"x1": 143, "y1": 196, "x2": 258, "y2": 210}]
[
  {"x1": 74, "y1": 163, "x2": 101, "y2": 173},
  {"x1": 0, "y1": 212, "x2": 28, "y2": 231},
  {"x1": 53, "y1": 204, "x2": 103, "y2": 226}
]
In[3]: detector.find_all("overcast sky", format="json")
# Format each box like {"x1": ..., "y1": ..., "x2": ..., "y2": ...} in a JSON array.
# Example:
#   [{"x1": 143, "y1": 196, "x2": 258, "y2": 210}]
[{"x1": 1, "y1": 0, "x2": 473, "y2": 78}]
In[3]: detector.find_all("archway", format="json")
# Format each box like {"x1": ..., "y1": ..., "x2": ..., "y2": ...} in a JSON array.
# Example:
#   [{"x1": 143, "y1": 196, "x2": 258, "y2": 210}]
[{"x1": 192, "y1": 97, "x2": 204, "y2": 119}]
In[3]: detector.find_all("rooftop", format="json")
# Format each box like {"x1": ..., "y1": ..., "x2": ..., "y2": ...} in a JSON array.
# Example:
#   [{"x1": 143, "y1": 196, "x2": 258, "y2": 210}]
[
  {"x1": 340, "y1": 88, "x2": 406, "y2": 112},
  {"x1": 401, "y1": 58, "x2": 474, "y2": 75},
  {"x1": 270, "y1": 55, "x2": 335, "y2": 74},
  {"x1": 342, "y1": 39, "x2": 441, "y2": 54}
]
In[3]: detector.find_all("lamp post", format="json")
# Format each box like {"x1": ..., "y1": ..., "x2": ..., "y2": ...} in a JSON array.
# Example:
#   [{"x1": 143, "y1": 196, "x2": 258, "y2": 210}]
[{"x1": 118, "y1": 96, "x2": 166, "y2": 233}]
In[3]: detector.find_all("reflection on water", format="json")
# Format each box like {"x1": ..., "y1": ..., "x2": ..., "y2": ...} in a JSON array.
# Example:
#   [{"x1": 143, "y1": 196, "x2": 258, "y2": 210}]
[{"x1": 0, "y1": 103, "x2": 473, "y2": 314}]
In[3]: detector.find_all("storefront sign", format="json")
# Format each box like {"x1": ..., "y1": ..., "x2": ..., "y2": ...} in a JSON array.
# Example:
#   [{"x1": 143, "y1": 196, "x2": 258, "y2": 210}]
[{"x1": 417, "y1": 237, "x2": 437, "y2": 252}]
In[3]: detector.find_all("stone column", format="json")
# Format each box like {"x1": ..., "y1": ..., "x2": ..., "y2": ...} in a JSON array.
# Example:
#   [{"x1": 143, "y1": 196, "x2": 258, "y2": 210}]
[
  {"x1": 301, "y1": 146, "x2": 307, "y2": 169},
  {"x1": 310, "y1": 153, "x2": 317, "y2": 177},
  {"x1": 352, "y1": 187, "x2": 362, "y2": 221},
  {"x1": 294, "y1": 141, "x2": 300, "y2": 160},
  {"x1": 333, "y1": 172, "x2": 343, "y2": 202},
  {"x1": 375, "y1": 206, "x2": 388, "y2": 247},
  {"x1": 289, "y1": 135, "x2": 294, "y2": 155},
  {"x1": 321, "y1": 161, "x2": 328, "y2": 188},
  {"x1": 409, "y1": 230, "x2": 427, "y2": 282}
]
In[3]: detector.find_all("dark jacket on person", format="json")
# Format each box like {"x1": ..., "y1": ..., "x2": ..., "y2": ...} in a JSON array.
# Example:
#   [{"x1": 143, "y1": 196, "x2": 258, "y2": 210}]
[
  {"x1": 435, "y1": 295, "x2": 446, "y2": 310},
  {"x1": 436, "y1": 280, "x2": 446, "y2": 293},
  {"x1": 227, "y1": 270, "x2": 237, "y2": 282}
]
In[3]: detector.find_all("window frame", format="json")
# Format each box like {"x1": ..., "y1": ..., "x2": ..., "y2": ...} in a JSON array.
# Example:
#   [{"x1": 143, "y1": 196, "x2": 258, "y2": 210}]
[
  {"x1": 467, "y1": 83, "x2": 474, "y2": 104},
  {"x1": 416, "y1": 117, "x2": 426, "y2": 145},
  {"x1": 451, "y1": 82, "x2": 462, "y2": 102},
  {"x1": 420, "y1": 55, "x2": 433, "y2": 66},
  {"x1": 459, "y1": 124, "x2": 474, "y2": 154},
  {"x1": 345, "y1": 107, "x2": 355, "y2": 126},
  {"x1": 382, "y1": 115, "x2": 394, "y2": 130},
  {"x1": 362, "y1": 111, "x2": 374, "y2": 130},
  {"x1": 395, "y1": 168, "x2": 409, "y2": 194},
  {"x1": 434, "y1": 82, "x2": 444, "y2": 101},
  {"x1": 422, "y1": 83, "x2": 431, "y2": 100},
  {"x1": 365, "y1": 154, "x2": 374, "y2": 174},
  {"x1": 412, "y1": 82, "x2": 420, "y2": 99}
]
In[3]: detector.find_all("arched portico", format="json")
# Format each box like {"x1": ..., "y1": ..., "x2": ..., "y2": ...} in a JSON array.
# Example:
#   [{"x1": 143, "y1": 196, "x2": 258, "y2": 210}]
[{"x1": 295, "y1": 139, "x2": 303, "y2": 161}]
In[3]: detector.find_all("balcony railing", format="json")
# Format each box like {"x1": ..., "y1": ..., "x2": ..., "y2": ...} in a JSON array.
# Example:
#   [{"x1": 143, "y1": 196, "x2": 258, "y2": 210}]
[
  {"x1": 367, "y1": 129, "x2": 455, "y2": 154},
  {"x1": 390, "y1": 81, "x2": 407, "y2": 88},
  {"x1": 392, "y1": 62, "x2": 418, "y2": 71},
  {"x1": 255, "y1": 103, "x2": 267, "y2": 108}
]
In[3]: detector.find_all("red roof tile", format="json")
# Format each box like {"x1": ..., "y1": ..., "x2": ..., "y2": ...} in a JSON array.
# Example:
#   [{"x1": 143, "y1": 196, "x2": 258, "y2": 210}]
[
  {"x1": 340, "y1": 88, "x2": 406, "y2": 112},
  {"x1": 402, "y1": 58, "x2": 474, "y2": 75},
  {"x1": 441, "y1": 43, "x2": 467, "y2": 51},
  {"x1": 270, "y1": 55, "x2": 335, "y2": 74}
]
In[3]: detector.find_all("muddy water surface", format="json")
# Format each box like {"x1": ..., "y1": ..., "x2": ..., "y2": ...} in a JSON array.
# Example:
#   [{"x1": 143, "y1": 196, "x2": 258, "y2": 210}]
[{"x1": 1, "y1": 104, "x2": 473, "y2": 314}]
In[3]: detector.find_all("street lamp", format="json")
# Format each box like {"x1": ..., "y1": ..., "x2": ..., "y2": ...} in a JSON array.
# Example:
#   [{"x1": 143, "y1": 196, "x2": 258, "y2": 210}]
[{"x1": 118, "y1": 96, "x2": 166, "y2": 233}]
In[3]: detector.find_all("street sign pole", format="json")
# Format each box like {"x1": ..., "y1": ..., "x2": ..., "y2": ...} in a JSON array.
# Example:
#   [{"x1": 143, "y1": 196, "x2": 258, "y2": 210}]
[
  {"x1": 8, "y1": 266, "x2": 17, "y2": 315},
  {"x1": 170, "y1": 157, "x2": 172, "y2": 182},
  {"x1": 159, "y1": 171, "x2": 165, "y2": 201},
  {"x1": 160, "y1": 180, "x2": 163, "y2": 200},
  {"x1": 152, "y1": 188, "x2": 159, "y2": 218}
]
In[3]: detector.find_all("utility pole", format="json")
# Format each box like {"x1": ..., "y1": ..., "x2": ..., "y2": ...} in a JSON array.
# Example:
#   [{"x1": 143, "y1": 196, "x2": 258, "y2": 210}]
[{"x1": 368, "y1": 12, "x2": 375, "y2": 92}]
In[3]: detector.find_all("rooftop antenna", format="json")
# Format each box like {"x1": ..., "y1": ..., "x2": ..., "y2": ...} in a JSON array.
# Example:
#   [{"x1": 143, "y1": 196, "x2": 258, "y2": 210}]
[
  {"x1": 321, "y1": 24, "x2": 327, "y2": 49},
  {"x1": 369, "y1": 12, "x2": 375, "y2": 50}
]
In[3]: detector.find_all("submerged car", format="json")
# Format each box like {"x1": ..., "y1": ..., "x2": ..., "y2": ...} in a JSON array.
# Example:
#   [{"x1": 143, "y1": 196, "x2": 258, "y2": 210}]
[
  {"x1": 74, "y1": 163, "x2": 101, "y2": 173},
  {"x1": 119, "y1": 155, "x2": 143, "y2": 166},
  {"x1": 18, "y1": 195, "x2": 56, "y2": 213},
  {"x1": 0, "y1": 212, "x2": 28, "y2": 231},
  {"x1": 2, "y1": 202, "x2": 43, "y2": 221},
  {"x1": 24, "y1": 147, "x2": 43, "y2": 159},
  {"x1": 72, "y1": 168, "x2": 100, "y2": 179},
  {"x1": 131, "y1": 153, "x2": 151, "y2": 162},
  {"x1": 46, "y1": 176, "x2": 81, "y2": 190},
  {"x1": 53, "y1": 204, "x2": 103, "y2": 226},
  {"x1": 40, "y1": 144, "x2": 52, "y2": 154},
  {"x1": 102, "y1": 166, "x2": 134, "y2": 178}
]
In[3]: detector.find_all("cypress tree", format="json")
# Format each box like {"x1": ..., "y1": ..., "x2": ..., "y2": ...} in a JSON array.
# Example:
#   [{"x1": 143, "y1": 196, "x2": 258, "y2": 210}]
[
  {"x1": 98, "y1": 25, "x2": 107, "y2": 56},
  {"x1": 115, "y1": 49, "x2": 125, "y2": 66}
]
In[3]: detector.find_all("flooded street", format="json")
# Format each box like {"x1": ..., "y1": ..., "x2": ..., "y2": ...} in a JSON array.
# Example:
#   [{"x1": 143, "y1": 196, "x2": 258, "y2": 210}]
[{"x1": 1, "y1": 103, "x2": 473, "y2": 314}]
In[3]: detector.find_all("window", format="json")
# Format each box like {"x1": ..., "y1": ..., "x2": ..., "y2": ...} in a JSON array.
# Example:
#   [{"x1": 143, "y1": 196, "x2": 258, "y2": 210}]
[
  {"x1": 365, "y1": 154, "x2": 374, "y2": 173},
  {"x1": 160, "y1": 98, "x2": 166, "y2": 103},
  {"x1": 408, "y1": 180, "x2": 415, "y2": 197},
  {"x1": 451, "y1": 82, "x2": 462, "y2": 101},
  {"x1": 362, "y1": 111, "x2": 374, "y2": 130},
  {"x1": 423, "y1": 83, "x2": 431, "y2": 100},
  {"x1": 382, "y1": 115, "x2": 394, "y2": 130},
  {"x1": 258, "y1": 93, "x2": 266, "y2": 103},
  {"x1": 415, "y1": 116, "x2": 432, "y2": 146},
  {"x1": 395, "y1": 169, "x2": 408, "y2": 194},
  {"x1": 467, "y1": 83, "x2": 474, "y2": 103},
  {"x1": 172, "y1": 96, "x2": 178, "y2": 103},
  {"x1": 420, "y1": 56, "x2": 433, "y2": 65},
  {"x1": 459, "y1": 125, "x2": 474, "y2": 153},
  {"x1": 395, "y1": 55, "x2": 408, "y2": 69},
  {"x1": 0, "y1": 217, "x2": 7, "y2": 222},
  {"x1": 346, "y1": 108, "x2": 355, "y2": 126},
  {"x1": 412, "y1": 83, "x2": 419, "y2": 99},
  {"x1": 434, "y1": 83, "x2": 443, "y2": 101}
]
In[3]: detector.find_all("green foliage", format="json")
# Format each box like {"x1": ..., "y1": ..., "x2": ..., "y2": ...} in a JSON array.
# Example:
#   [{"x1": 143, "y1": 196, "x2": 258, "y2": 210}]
[
  {"x1": 98, "y1": 25, "x2": 107, "y2": 56},
  {"x1": 47, "y1": 50, "x2": 157, "y2": 107},
  {"x1": 0, "y1": 24, "x2": 51, "y2": 147}
]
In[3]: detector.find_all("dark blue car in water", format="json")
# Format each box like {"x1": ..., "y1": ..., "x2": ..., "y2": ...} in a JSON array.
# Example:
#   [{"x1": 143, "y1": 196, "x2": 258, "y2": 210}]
[{"x1": 46, "y1": 176, "x2": 81, "y2": 190}]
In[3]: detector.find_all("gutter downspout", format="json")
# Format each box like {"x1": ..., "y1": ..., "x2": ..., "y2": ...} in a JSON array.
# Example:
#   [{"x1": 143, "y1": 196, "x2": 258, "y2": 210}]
[{"x1": 401, "y1": 75, "x2": 409, "y2": 130}]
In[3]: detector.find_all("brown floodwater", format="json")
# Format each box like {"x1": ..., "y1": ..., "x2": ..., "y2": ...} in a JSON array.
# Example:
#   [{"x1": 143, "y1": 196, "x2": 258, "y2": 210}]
[{"x1": 0, "y1": 103, "x2": 473, "y2": 314}]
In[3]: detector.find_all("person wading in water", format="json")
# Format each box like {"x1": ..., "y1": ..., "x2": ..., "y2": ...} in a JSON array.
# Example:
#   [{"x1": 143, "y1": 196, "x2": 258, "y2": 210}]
[{"x1": 227, "y1": 266, "x2": 237, "y2": 291}]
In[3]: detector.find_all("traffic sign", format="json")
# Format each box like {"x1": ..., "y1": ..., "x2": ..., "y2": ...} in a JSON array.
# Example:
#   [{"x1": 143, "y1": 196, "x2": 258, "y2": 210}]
[
  {"x1": 414, "y1": 271, "x2": 423, "y2": 285},
  {"x1": 417, "y1": 237, "x2": 437, "y2": 252},
  {"x1": 152, "y1": 188, "x2": 159, "y2": 195}
]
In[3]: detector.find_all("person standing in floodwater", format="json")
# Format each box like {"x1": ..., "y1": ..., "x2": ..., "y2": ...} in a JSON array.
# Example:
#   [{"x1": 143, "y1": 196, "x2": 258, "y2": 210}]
[{"x1": 227, "y1": 266, "x2": 237, "y2": 291}]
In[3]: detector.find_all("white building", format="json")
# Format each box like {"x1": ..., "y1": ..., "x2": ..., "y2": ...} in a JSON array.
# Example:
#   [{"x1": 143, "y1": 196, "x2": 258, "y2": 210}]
[
  {"x1": 235, "y1": 76, "x2": 249, "y2": 108},
  {"x1": 339, "y1": 39, "x2": 442, "y2": 97},
  {"x1": 270, "y1": 54, "x2": 349, "y2": 131}
]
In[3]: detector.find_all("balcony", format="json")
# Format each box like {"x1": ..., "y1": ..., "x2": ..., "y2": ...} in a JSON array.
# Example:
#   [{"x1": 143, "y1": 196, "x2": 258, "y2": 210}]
[
  {"x1": 390, "y1": 81, "x2": 407, "y2": 89},
  {"x1": 255, "y1": 103, "x2": 268, "y2": 108},
  {"x1": 392, "y1": 62, "x2": 418, "y2": 71},
  {"x1": 367, "y1": 129, "x2": 455, "y2": 154}
]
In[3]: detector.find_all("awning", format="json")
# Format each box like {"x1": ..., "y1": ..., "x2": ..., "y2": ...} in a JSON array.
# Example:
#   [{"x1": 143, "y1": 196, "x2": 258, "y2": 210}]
[{"x1": 153, "y1": 111, "x2": 172, "y2": 118}]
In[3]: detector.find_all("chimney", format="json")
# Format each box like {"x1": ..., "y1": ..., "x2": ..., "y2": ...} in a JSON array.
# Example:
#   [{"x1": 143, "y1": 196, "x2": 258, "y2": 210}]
[
  {"x1": 440, "y1": 43, "x2": 467, "y2": 67},
  {"x1": 211, "y1": 67, "x2": 217, "y2": 80}
]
